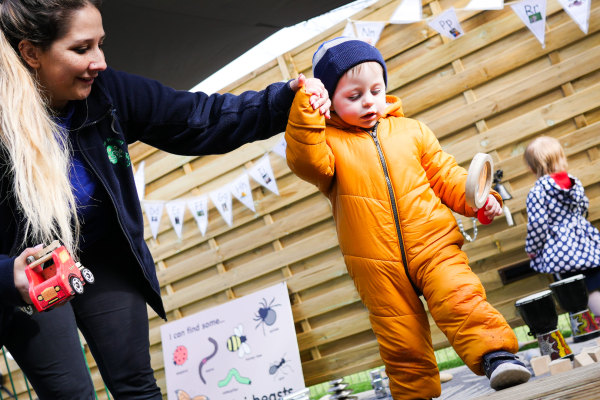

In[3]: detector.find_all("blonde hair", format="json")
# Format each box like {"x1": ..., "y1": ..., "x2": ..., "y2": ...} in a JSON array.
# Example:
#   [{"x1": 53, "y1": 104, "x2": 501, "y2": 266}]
[
  {"x1": 345, "y1": 61, "x2": 385, "y2": 83},
  {"x1": 524, "y1": 136, "x2": 568, "y2": 178},
  {"x1": 0, "y1": 28, "x2": 78, "y2": 254}
]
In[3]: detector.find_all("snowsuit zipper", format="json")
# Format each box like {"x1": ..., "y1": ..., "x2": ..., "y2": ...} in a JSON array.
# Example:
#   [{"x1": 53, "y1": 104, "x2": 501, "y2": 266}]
[{"x1": 369, "y1": 122, "x2": 421, "y2": 296}]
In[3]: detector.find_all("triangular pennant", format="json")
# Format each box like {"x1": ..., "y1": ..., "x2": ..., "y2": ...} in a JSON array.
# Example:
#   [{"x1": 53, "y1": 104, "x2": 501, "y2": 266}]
[
  {"x1": 134, "y1": 161, "x2": 145, "y2": 201},
  {"x1": 271, "y1": 136, "x2": 287, "y2": 159},
  {"x1": 165, "y1": 200, "x2": 186, "y2": 239},
  {"x1": 390, "y1": 0, "x2": 422, "y2": 23},
  {"x1": 143, "y1": 200, "x2": 164, "y2": 240},
  {"x1": 557, "y1": 0, "x2": 590, "y2": 34},
  {"x1": 209, "y1": 187, "x2": 233, "y2": 227},
  {"x1": 464, "y1": 0, "x2": 504, "y2": 10},
  {"x1": 428, "y1": 8, "x2": 464, "y2": 40},
  {"x1": 342, "y1": 20, "x2": 356, "y2": 38},
  {"x1": 353, "y1": 21, "x2": 386, "y2": 46},
  {"x1": 511, "y1": 0, "x2": 547, "y2": 48},
  {"x1": 187, "y1": 196, "x2": 209, "y2": 236},
  {"x1": 249, "y1": 154, "x2": 279, "y2": 195},
  {"x1": 230, "y1": 173, "x2": 256, "y2": 212}
]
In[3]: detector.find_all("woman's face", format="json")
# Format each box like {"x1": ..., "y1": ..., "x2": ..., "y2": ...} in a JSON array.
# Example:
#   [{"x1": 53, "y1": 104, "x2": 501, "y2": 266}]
[{"x1": 35, "y1": 4, "x2": 107, "y2": 110}]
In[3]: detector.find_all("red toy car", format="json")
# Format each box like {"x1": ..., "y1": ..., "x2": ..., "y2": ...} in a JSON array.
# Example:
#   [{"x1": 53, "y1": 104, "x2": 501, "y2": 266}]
[{"x1": 25, "y1": 240, "x2": 94, "y2": 312}]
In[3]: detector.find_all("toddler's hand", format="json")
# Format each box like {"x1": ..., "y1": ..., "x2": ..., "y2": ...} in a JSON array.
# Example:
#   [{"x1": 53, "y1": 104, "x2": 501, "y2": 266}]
[
  {"x1": 290, "y1": 74, "x2": 331, "y2": 119},
  {"x1": 477, "y1": 195, "x2": 502, "y2": 222}
]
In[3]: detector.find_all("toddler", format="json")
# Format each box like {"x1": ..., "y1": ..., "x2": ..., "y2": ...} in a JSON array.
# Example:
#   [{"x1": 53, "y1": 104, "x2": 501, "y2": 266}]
[{"x1": 285, "y1": 37, "x2": 531, "y2": 399}]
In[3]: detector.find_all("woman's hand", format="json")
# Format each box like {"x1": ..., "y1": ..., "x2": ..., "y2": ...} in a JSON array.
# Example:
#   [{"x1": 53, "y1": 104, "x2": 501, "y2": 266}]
[
  {"x1": 14, "y1": 244, "x2": 43, "y2": 304},
  {"x1": 289, "y1": 74, "x2": 331, "y2": 119}
]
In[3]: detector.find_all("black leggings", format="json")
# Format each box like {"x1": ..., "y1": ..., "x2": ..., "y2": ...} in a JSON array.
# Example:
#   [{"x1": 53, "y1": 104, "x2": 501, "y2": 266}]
[{"x1": 3, "y1": 239, "x2": 162, "y2": 400}]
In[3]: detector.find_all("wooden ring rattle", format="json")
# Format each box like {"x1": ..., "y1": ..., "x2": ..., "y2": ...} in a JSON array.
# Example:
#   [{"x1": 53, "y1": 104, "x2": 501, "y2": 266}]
[{"x1": 465, "y1": 153, "x2": 494, "y2": 224}]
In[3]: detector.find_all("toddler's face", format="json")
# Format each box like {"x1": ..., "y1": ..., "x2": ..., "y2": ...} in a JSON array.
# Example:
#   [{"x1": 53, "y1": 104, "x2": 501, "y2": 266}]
[{"x1": 331, "y1": 62, "x2": 386, "y2": 130}]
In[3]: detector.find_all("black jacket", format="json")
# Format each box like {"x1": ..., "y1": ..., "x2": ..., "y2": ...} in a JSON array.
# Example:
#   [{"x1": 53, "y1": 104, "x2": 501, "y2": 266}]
[{"x1": 0, "y1": 67, "x2": 295, "y2": 321}]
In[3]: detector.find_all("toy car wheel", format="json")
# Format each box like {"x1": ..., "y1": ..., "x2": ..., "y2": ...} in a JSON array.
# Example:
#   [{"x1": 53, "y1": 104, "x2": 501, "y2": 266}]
[
  {"x1": 70, "y1": 276, "x2": 84, "y2": 294},
  {"x1": 81, "y1": 268, "x2": 95, "y2": 284},
  {"x1": 20, "y1": 305, "x2": 35, "y2": 316}
]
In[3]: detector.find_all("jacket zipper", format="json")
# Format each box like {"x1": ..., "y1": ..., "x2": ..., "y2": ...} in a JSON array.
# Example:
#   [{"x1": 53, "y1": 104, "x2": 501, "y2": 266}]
[
  {"x1": 71, "y1": 107, "x2": 113, "y2": 132},
  {"x1": 369, "y1": 123, "x2": 421, "y2": 296},
  {"x1": 74, "y1": 109, "x2": 158, "y2": 305}
]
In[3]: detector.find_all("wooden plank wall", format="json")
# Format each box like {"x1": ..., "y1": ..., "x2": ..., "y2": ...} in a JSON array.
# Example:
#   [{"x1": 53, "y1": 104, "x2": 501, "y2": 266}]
[{"x1": 3, "y1": 0, "x2": 599, "y2": 398}]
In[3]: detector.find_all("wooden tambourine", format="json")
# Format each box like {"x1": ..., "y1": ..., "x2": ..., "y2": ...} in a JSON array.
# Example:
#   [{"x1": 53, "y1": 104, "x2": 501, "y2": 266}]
[{"x1": 465, "y1": 153, "x2": 494, "y2": 224}]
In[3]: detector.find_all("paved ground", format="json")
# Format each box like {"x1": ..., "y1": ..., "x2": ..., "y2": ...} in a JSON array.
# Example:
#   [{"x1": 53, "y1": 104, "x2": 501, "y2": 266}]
[{"x1": 345, "y1": 335, "x2": 600, "y2": 400}]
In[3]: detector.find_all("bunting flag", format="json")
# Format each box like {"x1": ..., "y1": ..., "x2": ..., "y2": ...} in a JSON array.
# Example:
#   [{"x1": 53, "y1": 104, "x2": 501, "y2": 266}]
[
  {"x1": 272, "y1": 137, "x2": 287, "y2": 159},
  {"x1": 511, "y1": 0, "x2": 547, "y2": 48},
  {"x1": 342, "y1": 20, "x2": 357, "y2": 37},
  {"x1": 390, "y1": 0, "x2": 422, "y2": 23},
  {"x1": 143, "y1": 201, "x2": 164, "y2": 240},
  {"x1": 165, "y1": 200, "x2": 186, "y2": 239},
  {"x1": 249, "y1": 154, "x2": 279, "y2": 195},
  {"x1": 464, "y1": 0, "x2": 504, "y2": 10},
  {"x1": 353, "y1": 21, "x2": 386, "y2": 45},
  {"x1": 230, "y1": 173, "x2": 256, "y2": 212},
  {"x1": 210, "y1": 187, "x2": 233, "y2": 227},
  {"x1": 428, "y1": 8, "x2": 465, "y2": 40},
  {"x1": 134, "y1": 161, "x2": 145, "y2": 200},
  {"x1": 557, "y1": 0, "x2": 590, "y2": 33},
  {"x1": 137, "y1": 146, "x2": 284, "y2": 239},
  {"x1": 187, "y1": 196, "x2": 209, "y2": 236}
]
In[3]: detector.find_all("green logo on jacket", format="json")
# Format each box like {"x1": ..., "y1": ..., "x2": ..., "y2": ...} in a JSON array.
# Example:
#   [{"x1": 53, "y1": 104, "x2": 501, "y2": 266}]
[{"x1": 104, "y1": 138, "x2": 131, "y2": 167}]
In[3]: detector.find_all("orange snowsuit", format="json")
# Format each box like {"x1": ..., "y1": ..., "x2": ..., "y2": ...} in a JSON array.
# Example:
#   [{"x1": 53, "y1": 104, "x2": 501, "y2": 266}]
[{"x1": 285, "y1": 89, "x2": 518, "y2": 399}]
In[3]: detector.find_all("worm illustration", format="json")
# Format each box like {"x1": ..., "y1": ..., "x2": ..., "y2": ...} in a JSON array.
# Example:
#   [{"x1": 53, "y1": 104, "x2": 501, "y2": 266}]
[{"x1": 199, "y1": 337, "x2": 218, "y2": 384}]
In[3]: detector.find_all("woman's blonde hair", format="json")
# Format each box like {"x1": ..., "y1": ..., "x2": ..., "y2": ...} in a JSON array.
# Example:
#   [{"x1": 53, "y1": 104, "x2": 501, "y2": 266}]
[
  {"x1": 0, "y1": 28, "x2": 78, "y2": 254},
  {"x1": 524, "y1": 136, "x2": 568, "y2": 178}
]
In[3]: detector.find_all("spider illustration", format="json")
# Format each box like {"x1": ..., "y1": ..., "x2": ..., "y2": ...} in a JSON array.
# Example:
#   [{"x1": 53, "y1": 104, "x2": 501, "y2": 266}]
[{"x1": 254, "y1": 297, "x2": 281, "y2": 335}]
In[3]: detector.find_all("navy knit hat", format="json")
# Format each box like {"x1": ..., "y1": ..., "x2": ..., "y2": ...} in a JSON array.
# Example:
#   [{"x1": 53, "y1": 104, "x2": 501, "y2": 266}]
[{"x1": 312, "y1": 37, "x2": 388, "y2": 97}]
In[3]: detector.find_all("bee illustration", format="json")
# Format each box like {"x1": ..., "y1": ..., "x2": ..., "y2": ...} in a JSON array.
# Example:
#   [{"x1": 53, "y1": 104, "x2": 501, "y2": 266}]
[{"x1": 226, "y1": 324, "x2": 251, "y2": 357}]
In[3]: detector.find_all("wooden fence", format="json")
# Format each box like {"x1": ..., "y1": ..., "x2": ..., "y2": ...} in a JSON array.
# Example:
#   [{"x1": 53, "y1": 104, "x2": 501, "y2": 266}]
[{"x1": 2, "y1": 0, "x2": 599, "y2": 398}]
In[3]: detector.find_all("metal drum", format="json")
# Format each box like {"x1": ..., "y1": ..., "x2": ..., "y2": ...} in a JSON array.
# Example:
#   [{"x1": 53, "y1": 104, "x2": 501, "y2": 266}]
[
  {"x1": 550, "y1": 274, "x2": 600, "y2": 343},
  {"x1": 515, "y1": 290, "x2": 572, "y2": 360}
]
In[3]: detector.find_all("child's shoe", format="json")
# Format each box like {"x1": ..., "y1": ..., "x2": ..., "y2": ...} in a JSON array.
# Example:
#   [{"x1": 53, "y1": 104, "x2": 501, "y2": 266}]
[{"x1": 482, "y1": 350, "x2": 531, "y2": 390}]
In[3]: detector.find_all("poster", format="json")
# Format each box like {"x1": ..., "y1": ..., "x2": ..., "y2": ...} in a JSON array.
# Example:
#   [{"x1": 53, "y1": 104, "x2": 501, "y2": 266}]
[{"x1": 161, "y1": 282, "x2": 304, "y2": 400}]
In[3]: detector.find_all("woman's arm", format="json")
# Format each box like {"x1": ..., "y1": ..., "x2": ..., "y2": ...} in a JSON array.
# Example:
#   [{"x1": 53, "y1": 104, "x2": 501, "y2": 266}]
[{"x1": 99, "y1": 68, "x2": 306, "y2": 155}]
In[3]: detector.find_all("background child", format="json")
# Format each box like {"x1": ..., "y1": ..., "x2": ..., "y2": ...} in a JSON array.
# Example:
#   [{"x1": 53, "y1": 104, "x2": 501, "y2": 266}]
[
  {"x1": 524, "y1": 136, "x2": 600, "y2": 320},
  {"x1": 285, "y1": 37, "x2": 530, "y2": 399}
]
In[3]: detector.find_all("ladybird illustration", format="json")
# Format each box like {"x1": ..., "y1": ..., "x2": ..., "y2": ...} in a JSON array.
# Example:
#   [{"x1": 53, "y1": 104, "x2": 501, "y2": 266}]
[{"x1": 174, "y1": 345, "x2": 188, "y2": 366}]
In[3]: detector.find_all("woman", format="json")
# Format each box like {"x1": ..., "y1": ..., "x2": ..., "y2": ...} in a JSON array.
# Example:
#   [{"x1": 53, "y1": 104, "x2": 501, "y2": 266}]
[{"x1": 0, "y1": 0, "x2": 328, "y2": 398}]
